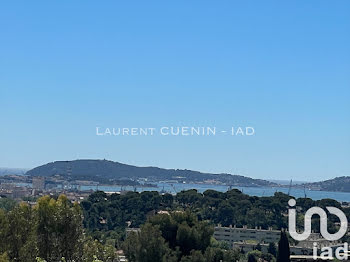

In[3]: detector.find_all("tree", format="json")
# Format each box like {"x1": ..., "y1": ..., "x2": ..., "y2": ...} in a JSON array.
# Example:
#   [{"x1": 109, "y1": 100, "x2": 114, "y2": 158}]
[
  {"x1": 217, "y1": 202, "x2": 235, "y2": 227},
  {"x1": 180, "y1": 250, "x2": 205, "y2": 262},
  {"x1": 162, "y1": 248, "x2": 180, "y2": 262},
  {"x1": 36, "y1": 195, "x2": 84, "y2": 261},
  {"x1": 148, "y1": 213, "x2": 178, "y2": 249},
  {"x1": 268, "y1": 242, "x2": 277, "y2": 257},
  {"x1": 176, "y1": 190, "x2": 203, "y2": 207},
  {"x1": 204, "y1": 247, "x2": 224, "y2": 262},
  {"x1": 123, "y1": 223, "x2": 169, "y2": 262},
  {"x1": 137, "y1": 223, "x2": 169, "y2": 262},
  {"x1": 161, "y1": 193, "x2": 174, "y2": 208},
  {"x1": 248, "y1": 253, "x2": 257, "y2": 262},
  {"x1": 0, "y1": 198, "x2": 16, "y2": 212},
  {"x1": 0, "y1": 253, "x2": 9, "y2": 262},
  {"x1": 0, "y1": 210, "x2": 9, "y2": 254},
  {"x1": 82, "y1": 238, "x2": 116, "y2": 261},
  {"x1": 55, "y1": 195, "x2": 84, "y2": 260},
  {"x1": 277, "y1": 230, "x2": 290, "y2": 262},
  {"x1": 223, "y1": 249, "x2": 241, "y2": 262},
  {"x1": 247, "y1": 250, "x2": 262, "y2": 262},
  {"x1": 0, "y1": 194, "x2": 118, "y2": 262},
  {"x1": 6, "y1": 203, "x2": 37, "y2": 261},
  {"x1": 122, "y1": 232, "x2": 139, "y2": 262},
  {"x1": 176, "y1": 222, "x2": 197, "y2": 255}
]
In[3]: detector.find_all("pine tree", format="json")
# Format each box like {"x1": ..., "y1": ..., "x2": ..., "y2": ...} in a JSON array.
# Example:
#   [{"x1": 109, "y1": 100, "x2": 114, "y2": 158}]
[{"x1": 277, "y1": 230, "x2": 290, "y2": 262}]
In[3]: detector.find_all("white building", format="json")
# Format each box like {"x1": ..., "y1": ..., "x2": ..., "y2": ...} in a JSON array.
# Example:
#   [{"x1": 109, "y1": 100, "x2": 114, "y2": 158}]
[{"x1": 214, "y1": 225, "x2": 280, "y2": 243}]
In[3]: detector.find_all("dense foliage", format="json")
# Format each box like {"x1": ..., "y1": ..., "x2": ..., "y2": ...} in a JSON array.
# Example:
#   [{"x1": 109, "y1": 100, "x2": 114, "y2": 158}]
[
  {"x1": 122, "y1": 211, "x2": 245, "y2": 262},
  {"x1": 0, "y1": 195, "x2": 116, "y2": 262},
  {"x1": 80, "y1": 189, "x2": 350, "y2": 261},
  {"x1": 1, "y1": 188, "x2": 348, "y2": 262},
  {"x1": 82, "y1": 188, "x2": 333, "y2": 237}
]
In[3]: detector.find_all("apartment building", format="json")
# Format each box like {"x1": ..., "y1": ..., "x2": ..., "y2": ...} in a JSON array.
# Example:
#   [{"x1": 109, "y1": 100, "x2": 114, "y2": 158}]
[{"x1": 214, "y1": 225, "x2": 280, "y2": 243}]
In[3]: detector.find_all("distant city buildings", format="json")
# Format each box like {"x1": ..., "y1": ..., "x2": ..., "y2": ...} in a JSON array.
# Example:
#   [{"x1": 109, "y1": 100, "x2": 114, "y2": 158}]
[
  {"x1": 0, "y1": 183, "x2": 31, "y2": 199},
  {"x1": 32, "y1": 176, "x2": 46, "y2": 190},
  {"x1": 0, "y1": 175, "x2": 93, "y2": 203}
]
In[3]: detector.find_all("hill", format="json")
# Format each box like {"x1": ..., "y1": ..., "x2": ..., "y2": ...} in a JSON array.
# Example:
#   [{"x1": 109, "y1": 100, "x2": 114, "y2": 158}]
[
  {"x1": 303, "y1": 176, "x2": 350, "y2": 192},
  {"x1": 25, "y1": 159, "x2": 276, "y2": 186}
]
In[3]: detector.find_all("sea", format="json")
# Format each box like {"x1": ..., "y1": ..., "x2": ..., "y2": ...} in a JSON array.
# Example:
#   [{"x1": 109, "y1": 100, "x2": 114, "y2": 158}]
[{"x1": 80, "y1": 182, "x2": 350, "y2": 203}]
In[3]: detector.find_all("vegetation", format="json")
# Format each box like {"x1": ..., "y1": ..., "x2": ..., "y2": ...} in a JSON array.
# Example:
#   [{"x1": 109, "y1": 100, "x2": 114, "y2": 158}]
[
  {"x1": 0, "y1": 198, "x2": 17, "y2": 212},
  {"x1": 80, "y1": 188, "x2": 300, "y2": 240},
  {"x1": 122, "y1": 211, "x2": 244, "y2": 262},
  {"x1": 0, "y1": 195, "x2": 116, "y2": 262},
  {"x1": 277, "y1": 231, "x2": 290, "y2": 262},
  {"x1": 79, "y1": 189, "x2": 350, "y2": 261},
  {"x1": 268, "y1": 242, "x2": 277, "y2": 257},
  {"x1": 1, "y1": 188, "x2": 348, "y2": 261}
]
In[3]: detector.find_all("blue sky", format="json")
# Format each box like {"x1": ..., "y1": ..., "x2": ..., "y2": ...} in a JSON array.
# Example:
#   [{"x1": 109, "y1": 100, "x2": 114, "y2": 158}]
[{"x1": 1, "y1": 1, "x2": 349, "y2": 181}]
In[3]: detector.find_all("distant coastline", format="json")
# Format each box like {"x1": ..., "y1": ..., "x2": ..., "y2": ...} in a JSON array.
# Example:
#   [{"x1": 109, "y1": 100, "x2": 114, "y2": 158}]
[{"x1": 1, "y1": 160, "x2": 349, "y2": 194}]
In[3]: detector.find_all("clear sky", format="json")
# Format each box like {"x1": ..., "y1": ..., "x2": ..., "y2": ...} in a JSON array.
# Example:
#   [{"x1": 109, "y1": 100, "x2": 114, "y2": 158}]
[{"x1": 1, "y1": 1, "x2": 349, "y2": 181}]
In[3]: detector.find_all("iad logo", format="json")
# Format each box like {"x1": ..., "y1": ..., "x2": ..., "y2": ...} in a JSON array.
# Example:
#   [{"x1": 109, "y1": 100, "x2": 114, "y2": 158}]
[
  {"x1": 288, "y1": 198, "x2": 348, "y2": 241},
  {"x1": 288, "y1": 198, "x2": 349, "y2": 260}
]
